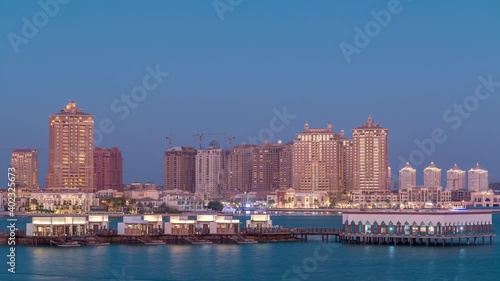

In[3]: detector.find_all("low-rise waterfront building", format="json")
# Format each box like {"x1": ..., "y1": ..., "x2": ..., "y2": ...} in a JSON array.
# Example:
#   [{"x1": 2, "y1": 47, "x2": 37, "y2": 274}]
[
  {"x1": 246, "y1": 215, "x2": 273, "y2": 230},
  {"x1": 164, "y1": 216, "x2": 197, "y2": 235},
  {"x1": 196, "y1": 215, "x2": 240, "y2": 234},
  {"x1": 26, "y1": 216, "x2": 87, "y2": 236},
  {"x1": 29, "y1": 191, "x2": 95, "y2": 214},
  {"x1": 117, "y1": 215, "x2": 163, "y2": 235}
]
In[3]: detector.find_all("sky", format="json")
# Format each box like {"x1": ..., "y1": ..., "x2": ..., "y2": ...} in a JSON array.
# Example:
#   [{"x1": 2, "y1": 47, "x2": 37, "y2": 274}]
[{"x1": 1, "y1": 0, "x2": 500, "y2": 187}]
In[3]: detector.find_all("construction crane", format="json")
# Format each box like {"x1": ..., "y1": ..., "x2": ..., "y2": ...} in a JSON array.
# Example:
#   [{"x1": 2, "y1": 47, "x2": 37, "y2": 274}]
[
  {"x1": 165, "y1": 135, "x2": 175, "y2": 149},
  {"x1": 226, "y1": 136, "x2": 236, "y2": 149},
  {"x1": 192, "y1": 133, "x2": 225, "y2": 149}
]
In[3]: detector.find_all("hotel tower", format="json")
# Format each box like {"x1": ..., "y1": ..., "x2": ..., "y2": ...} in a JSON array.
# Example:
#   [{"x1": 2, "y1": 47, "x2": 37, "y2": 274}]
[
  {"x1": 352, "y1": 115, "x2": 389, "y2": 193},
  {"x1": 46, "y1": 101, "x2": 95, "y2": 191}
]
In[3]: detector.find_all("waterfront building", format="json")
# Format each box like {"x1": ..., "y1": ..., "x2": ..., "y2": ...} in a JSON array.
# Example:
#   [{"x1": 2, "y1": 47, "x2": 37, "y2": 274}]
[
  {"x1": 447, "y1": 164, "x2": 466, "y2": 190},
  {"x1": 164, "y1": 147, "x2": 197, "y2": 193},
  {"x1": 117, "y1": 215, "x2": 163, "y2": 235},
  {"x1": 26, "y1": 216, "x2": 87, "y2": 236},
  {"x1": 162, "y1": 190, "x2": 204, "y2": 212},
  {"x1": 88, "y1": 214, "x2": 110, "y2": 232},
  {"x1": 29, "y1": 191, "x2": 95, "y2": 214},
  {"x1": 472, "y1": 191, "x2": 500, "y2": 207},
  {"x1": 424, "y1": 162, "x2": 442, "y2": 188},
  {"x1": 342, "y1": 210, "x2": 493, "y2": 239},
  {"x1": 46, "y1": 101, "x2": 95, "y2": 192},
  {"x1": 279, "y1": 141, "x2": 294, "y2": 190},
  {"x1": 195, "y1": 141, "x2": 229, "y2": 199},
  {"x1": 468, "y1": 163, "x2": 489, "y2": 192},
  {"x1": 399, "y1": 162, "x2": 416, "y2": 191},
  {"x1": 352, "y1": 116, "x2": 390, "y2": 193},
  {"x1": 11, "y1": 148, "x2": 39, "y2": 190},
  {"x1": 195, "y1": 215, "x2": 240, "y2": 234},
  {"x1": 228, "y1": 144, "x2": 257, "y2": 194},
  {"x1": 246, "y1": 214, "x2": 273, "y2": 229},
  {"x1": 94, "y1": 147, "x2": 123, "y2": 192},
  {"x1": 293, "y1": 122, "x2": 343, "y2": 198},
  {"x1": 252, "y1": 141, "x2": 282, "y2": 192},
  {"x1": 164, "y1": 216, "x2": 197, "y2": 235}
]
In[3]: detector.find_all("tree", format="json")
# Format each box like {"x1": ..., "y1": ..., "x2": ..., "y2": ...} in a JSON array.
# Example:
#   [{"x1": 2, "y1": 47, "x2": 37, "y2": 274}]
[{"x1": 207, "y1": 201, "x2": 224, "y2": 212}]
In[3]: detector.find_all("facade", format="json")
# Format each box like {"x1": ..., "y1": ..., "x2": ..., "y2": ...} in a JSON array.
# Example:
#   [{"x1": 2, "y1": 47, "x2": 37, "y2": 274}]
[
  {"x1": 195, "y1": 141, "x2": 229, "y2": 199},
  {"x1": 228, "y1": 144, "x2": 256, "y2": 194},
  {"x1": 399, "y1": 162, "x2": 416, "y2": 190},
  {"x1": 29, "y1": 191, "x2": 95, "y2": 214},
  {"x1": 46, "y1": 101, "x2": 95, "y2": 191},
  {"x1": 468, "y1": 163, "x2": 488, "y2": 192},
  {"x1": 252, "y1": 141, "x2": 282, "y2": 192},
  {"x1": 11, "y1": 148, "x2": 39, "y2": 189},
  {"x1": 342, "y1": 210, "x2": 493, "y2": 237},
  {"x1": 163, "y1": 190, "x2": 204, "y2": 212},
  {"x1": 94, "y1": 147, "x2": 123, "y2": 192},
  {"x1": 341, "y1": 137, "x2": 354, "y2": 194},
  {"x1": 164, "y1": 146, "x2": 197, "y2": 192},
  {"x1": 424, "y1": 162, "x2": 442, "y2": 188},
  {"x1": 447, "y1": 164, "x2": 466, "y2": 190},
  {"x1": 293, "y1": 122, "x2": 343, "y2": 198},
  {"x1": 279, "y1": 141, "x2": 294, "y2": 190},
  {"x1": 352, "y1": 116, "x2": 390, "y2": 193}
]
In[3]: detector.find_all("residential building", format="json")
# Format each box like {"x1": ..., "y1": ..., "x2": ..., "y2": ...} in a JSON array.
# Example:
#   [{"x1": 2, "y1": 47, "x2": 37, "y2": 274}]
[
  {"x1": 228, "y1": 144, "x2": 256, "y2": 193},
  {"x1": 399, "y1": 162, "x2": 416, "y2": 190},
  {"x1": 164, "y1": 146, "x2": 197, "y2": 192},
  {"x1": 279, "y1": 141, "x2": 294, "y2": 190},
  {"x1": 94, "y1": 147, "x2": 123, "y2": 191},
  {"x1": 195, "y1": 141, "x2": 229, "y2": 199},
  {"x1": 447, "y1": 164, "x2": 466, "y2": 190},
  {"x1": 424, "y1": 162, "x2": 442, "y2": 188},
  {"x1": 46, "y1": 101, "x2": 94, "y2": 191},
  {"x1": 11, "y1": 148, "x2": 39, "y2": 189},
  {"x1": 252, "y1": 141, "x2": 282, "y2": 192},
  {"x1": 468, "y1": 163, "x2": 489, "y2": 192}
]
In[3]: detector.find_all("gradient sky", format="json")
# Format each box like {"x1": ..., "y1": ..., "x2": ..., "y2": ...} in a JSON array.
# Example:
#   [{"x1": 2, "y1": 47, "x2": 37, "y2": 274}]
[{"x1": 1, "y1": 0, "x2": 500, "y2": 187}]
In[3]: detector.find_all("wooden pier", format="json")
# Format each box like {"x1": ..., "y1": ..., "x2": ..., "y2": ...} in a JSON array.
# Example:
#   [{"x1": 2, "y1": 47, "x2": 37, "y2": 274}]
[{"x1": 339, "y1": 233, "x2": 495, "y2": 247}]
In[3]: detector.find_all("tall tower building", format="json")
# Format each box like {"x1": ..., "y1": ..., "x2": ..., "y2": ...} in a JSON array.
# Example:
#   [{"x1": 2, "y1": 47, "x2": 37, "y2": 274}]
[
  {"x1": 228, "y1": 144, "x2": 257, "y2": 193},
  {"x1": 11, "y1": 149, "x2": 39, "y2": 189},
  {"x1": 293, "y1": 122, "x2": 343, "y2": 198},
  {"x1": 447, "y1": 164, "x2": 466, "y2": 190},
  {"x1": 468, "y1": 163, "x2": 488, "y2": 192},
  {"x1": 195, "y1": 141, "x2": 229, "y2": 199},
  {"x1": 340, "y1": 136, "x2": 354, "y2": 194},
  {"x1": 46, "y1": 101, "x2": 94, "y2": 191},
  {"x1": 279, "y1": 141, "x2": 294, "y2": 190},
  {"x1": 352, "y1": 115, "x2": 389, "y2": 193},
  {"x1": 424, "y1": 162, "x2": 442, "y2": 188},
  {"x1": 253, "y1": 141, "x2": 282, "y2": 192},
  {"x1": 164, "y1": 147, "x2": 197, "y2": 193},
  {"x1": 399, "y1": 162, "x2": 416, "y2": 190},
  {"x1": 94, "y1": 147, "x2": 123, "y2": 192}
]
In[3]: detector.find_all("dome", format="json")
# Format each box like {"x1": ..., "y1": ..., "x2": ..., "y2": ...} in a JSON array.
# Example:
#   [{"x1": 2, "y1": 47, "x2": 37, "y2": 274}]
[{"x1": 208, "y1": 140, "x2": 220, "y2": 149}]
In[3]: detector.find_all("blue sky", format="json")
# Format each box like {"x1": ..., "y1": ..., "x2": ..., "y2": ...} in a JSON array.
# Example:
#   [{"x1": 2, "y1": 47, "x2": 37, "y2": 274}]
[{"x1": 1, "y1": 0, "x2": 500, "y2": 186}]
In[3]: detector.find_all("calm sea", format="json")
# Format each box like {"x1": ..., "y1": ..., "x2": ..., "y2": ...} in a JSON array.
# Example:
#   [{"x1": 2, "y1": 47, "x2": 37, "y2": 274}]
[{"x1": 1, "y1": 214, "x2": 500, "y2": 281}]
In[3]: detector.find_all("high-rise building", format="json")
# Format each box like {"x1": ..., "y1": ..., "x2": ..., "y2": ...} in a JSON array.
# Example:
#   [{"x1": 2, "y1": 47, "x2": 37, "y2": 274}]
[
  {"x1": 293, "y1": 122, "x2": 343, "y2": 198},
  {"x1": 352, "y1": 115, "x2": 389, "y2": 193},
  {"x1": 11, "y1": 149, "x2": 39, "y2": 189},
  {"x1": 195, "y1": 141, "x2": 229, "y2": 199},
  {"x1": 424, "y1": 162, "x2": 442, "y2": 188},
  {"x1": 468, "y1": 163, "x2": 488, "y2": 192},
  {"x1": 340, "y1": 137, "x2": 354, "y2": 194},
  {"x1": 253, "y1": 141, "x2": 282, "y2": 192},
  {"x1": 228, "y1": 144, "x2": 257, "y2": 193},
  {"x1": 46, "y1": 102, "x2": 94, "y2": 191},
  {"x1": 279, "y1": 141, "x2": 294, "y2": 190},
  {"x1": 447, "y1": 164, "x2": 466, "y2": 190},
  {"x1": 164, "y1": 147, "x2": 197, "y2": 193},
  {"x1": 399, "y1": 162, "x2": 416, "y2": 190},
  {"x1": 94, "y1": 147, "x2": 123, "y2": 192}
]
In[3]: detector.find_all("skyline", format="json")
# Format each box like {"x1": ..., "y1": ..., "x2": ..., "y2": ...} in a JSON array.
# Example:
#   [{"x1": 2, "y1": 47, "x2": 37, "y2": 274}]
[{"x1": 2, "y1": 1, "x2": 500, "y2": 186}]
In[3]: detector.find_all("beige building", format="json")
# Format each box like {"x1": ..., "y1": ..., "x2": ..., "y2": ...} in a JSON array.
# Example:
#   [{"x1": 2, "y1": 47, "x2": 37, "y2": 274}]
[
  {"x1": 424, "y1": 162, "x2": 442, "y2": 188},
  {"x1": 11, "y1": 148, "x2": 39, "y2": 189},
  {"x1": 46, "y1": 101, "x2": 94, "y2": 192},
  {"x1": 399, "y1": 162, "x2": 416, "y2": 190},
  {"x1": 341, "y1": 137, "x2": 354, "y2": 194},
  {"x1": 352, "y1": 116, "x2": 389, "y2": 193},
  {"x1": 228, "y1": 144, "x2": 256, "y2": 193},
  {"x1": 468, "y1": 163, "x2": 488, "y2": 192},
  {"x1": 29, "y1": 191, "x2": 96, "y2": 214},
  {"x1": 252, "y1": 141, "x2": 282, "y2": 192},
  {"x1": 164, "y1": 147, "x2": 197, "y2": 193},
  {"x1": 195, "y1": 141, "x2": 229, "y2": 199},
  {"x1": 293, "y1": 122, "x2": 343, "y2": 198},
  {"x1": 447, "y1": 164, "x2": 466, "y2": 190}
]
